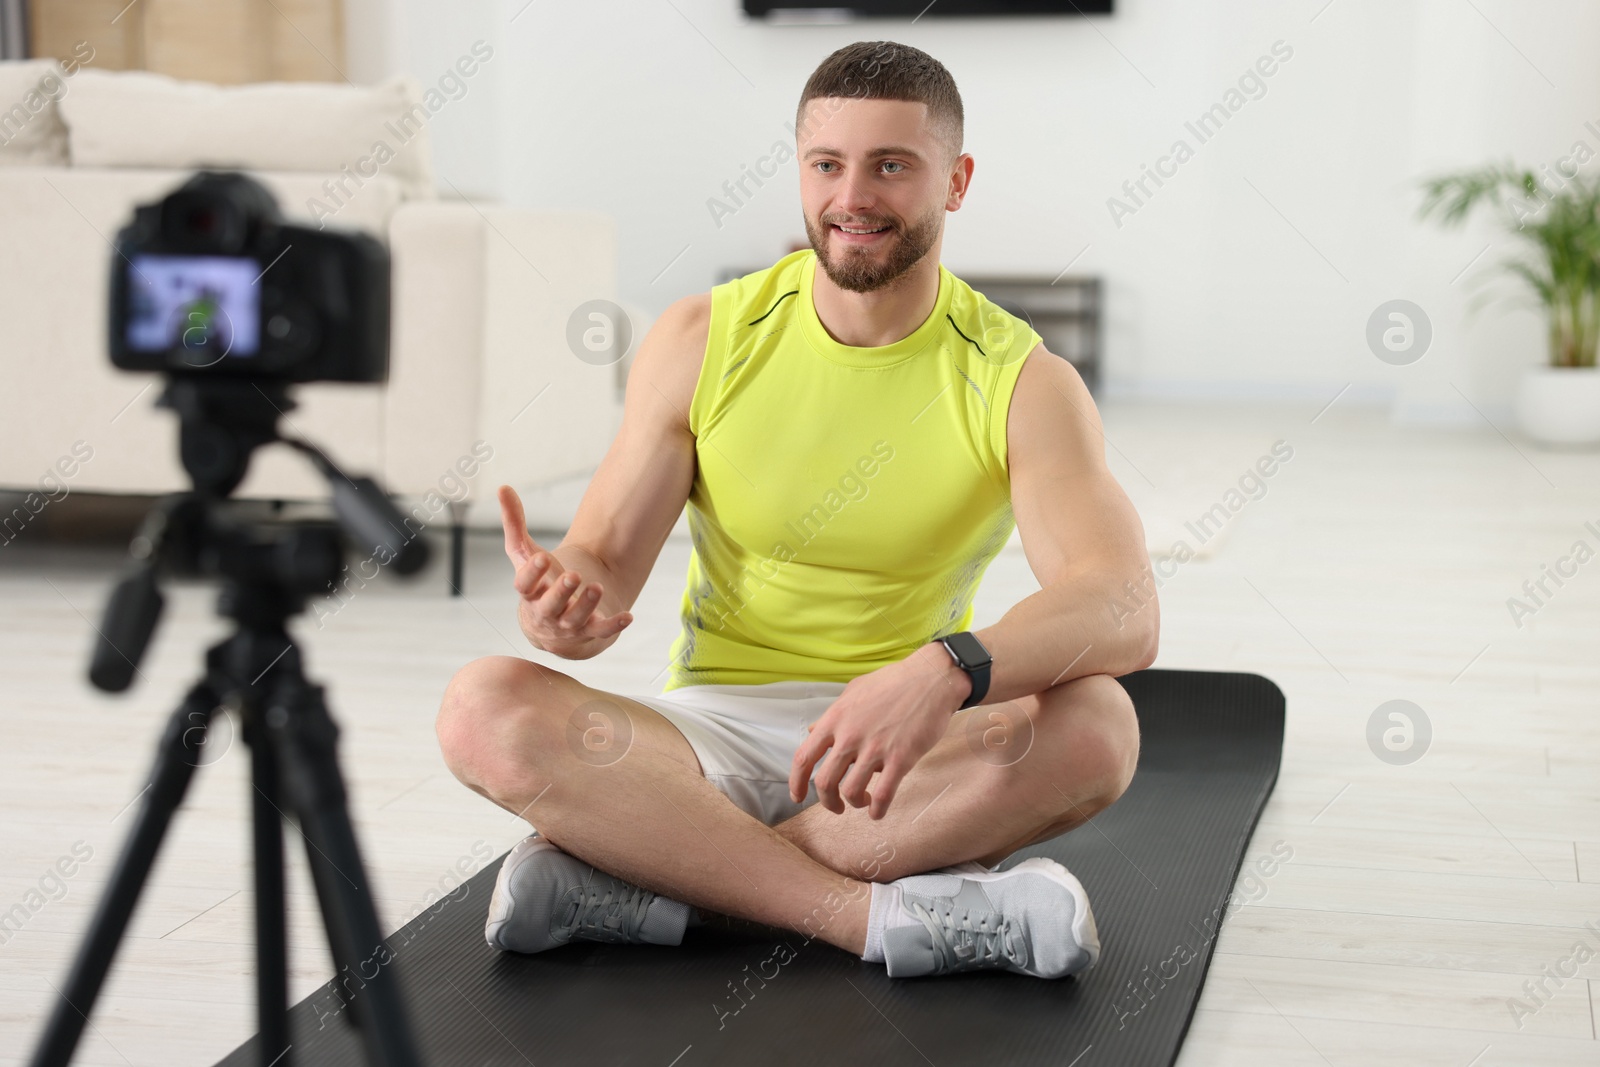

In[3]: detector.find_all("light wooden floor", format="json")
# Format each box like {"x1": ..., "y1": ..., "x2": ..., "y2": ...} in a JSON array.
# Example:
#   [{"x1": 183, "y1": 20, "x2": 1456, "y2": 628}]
[{"x1": 1, "y1": 398, "x2": 1596, "y2": 1066}]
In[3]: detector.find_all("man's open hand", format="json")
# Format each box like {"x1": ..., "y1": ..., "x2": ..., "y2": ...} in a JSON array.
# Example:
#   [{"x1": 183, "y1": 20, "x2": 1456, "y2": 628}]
[
  {"x1": 499, "y1": 484, "x2": 632, "y2": 656},
  {"x1": 789, "y1": 646, "x2": 971, "y2": 820}
]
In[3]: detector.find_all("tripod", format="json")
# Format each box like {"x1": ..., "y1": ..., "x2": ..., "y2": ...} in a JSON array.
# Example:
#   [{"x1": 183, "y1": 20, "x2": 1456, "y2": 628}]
[{"x1": 31, "y1": 380, "x2": 429, "y2": 1067}]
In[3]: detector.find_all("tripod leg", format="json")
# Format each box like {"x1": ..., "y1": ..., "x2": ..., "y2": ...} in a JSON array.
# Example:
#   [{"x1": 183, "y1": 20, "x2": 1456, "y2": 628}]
[
  {"x1": 29, "y1": 684, "x2": 220, "y2": 1067},
  {"x1": 250, "y1": 721, "x2": 290, "y2": 1065},
  {"x1": 272, "y1": 681, "x2": 422, "y2": 1067}
]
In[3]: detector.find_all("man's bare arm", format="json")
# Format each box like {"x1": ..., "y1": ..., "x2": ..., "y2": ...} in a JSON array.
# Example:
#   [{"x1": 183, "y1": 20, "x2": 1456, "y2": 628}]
[
  {"x1": 788, "y1": 344, "x2": 1157, "y2": 817},
  {"x1": 910, "y1": 345, "x2": 1159, "y2": 700},
  {"x1": 501, "y1": 293, "x2": 709, "y2": 659}
]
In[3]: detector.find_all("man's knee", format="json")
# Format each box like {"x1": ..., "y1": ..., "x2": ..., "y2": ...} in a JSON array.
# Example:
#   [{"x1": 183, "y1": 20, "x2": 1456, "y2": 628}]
[
  {"x1": 991, "y1": 676, "x2": 1138, "y2": 855},
  {"x1": 1066, "y1": 674, "x2": 1140, "y2": 810},
  {"x1": 1011, "y1": 675, "x2": 1139, "y2": 819},
  {"x1": 437, "y1": 655, "x2": 565, "y2": 796}
]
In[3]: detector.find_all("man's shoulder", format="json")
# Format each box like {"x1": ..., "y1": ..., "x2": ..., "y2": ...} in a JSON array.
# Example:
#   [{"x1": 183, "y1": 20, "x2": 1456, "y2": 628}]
[
  {"x1": 718, "y1": 248, "x2": 812, "y2": 329},
  {"x1": 630, "y1": 294, "x2": 712, "y2": 424},
  {"x1": 657, "y1": 291, "x2": 713, "y2": 341},
  {"x1": 630, "y1": 251, "x2": 813, "y2": 422},
  {"x1": 941, "y1": 268, "x2": 1041, "y2": 371}
]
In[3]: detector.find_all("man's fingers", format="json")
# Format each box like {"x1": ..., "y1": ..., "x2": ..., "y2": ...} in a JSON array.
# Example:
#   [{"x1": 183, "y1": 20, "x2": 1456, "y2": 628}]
[
  {"x1": 837, "y1": 753, "x2": 882, "y2": 811},
  {"x1": 535, "y1": 568, "x2": 580, "y2": 619},
  {"x1": 514, "y1": 557, "x2": 633, "y2": 641},
  {"x1": 790, "y1": 731, "x2": 827, "y2": 803},
  {"x1": 498, "y1": 485, "x2": 541, "y2": 565},
  {"x1": 867, "y1": 765, "x2": 904, "y2": 820},
  {"x1": 813, "y1": 746, "x2": 854, "y2": 815},
  {"x1": 496, "y1": 490, "x2": 634, "y2": 652},
  {"x1": 512, "y1": 553, "x2": 555, "y2": 598},
  {"x1": 497, "y1": 485, "x2": 525, "y2": 561},
  {"x1": 556, "y1": 581, "x2": 605, "y2": 631},
  {"x1": 589, "y1": 610, "x2": 633, "y2": 638},
  {"x1": 557, "y1": 582, "x2": 634, "y2": 639}
]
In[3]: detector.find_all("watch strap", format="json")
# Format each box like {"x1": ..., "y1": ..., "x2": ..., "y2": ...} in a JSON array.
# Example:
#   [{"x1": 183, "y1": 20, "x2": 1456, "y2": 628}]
[{"x1": 958, "y1": 659, "x2": 990, "y2": 709}]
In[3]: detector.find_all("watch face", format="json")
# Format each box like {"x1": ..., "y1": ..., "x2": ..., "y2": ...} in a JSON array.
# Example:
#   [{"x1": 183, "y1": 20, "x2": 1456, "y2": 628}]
[{"x1": 943, "y1": 631, "x2": 992, "y2": 668}]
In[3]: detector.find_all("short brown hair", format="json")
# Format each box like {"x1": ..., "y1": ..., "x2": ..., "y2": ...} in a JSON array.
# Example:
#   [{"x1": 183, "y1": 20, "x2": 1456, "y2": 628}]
[{"x1": 796, "y1": 41, "x2": 964, "y2": 166}]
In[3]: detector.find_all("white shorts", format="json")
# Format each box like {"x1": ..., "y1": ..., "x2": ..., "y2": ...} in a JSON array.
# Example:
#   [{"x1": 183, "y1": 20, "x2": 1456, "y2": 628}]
[{"x1": 628, "y1": 680, "x2": 848, "y2": 826}]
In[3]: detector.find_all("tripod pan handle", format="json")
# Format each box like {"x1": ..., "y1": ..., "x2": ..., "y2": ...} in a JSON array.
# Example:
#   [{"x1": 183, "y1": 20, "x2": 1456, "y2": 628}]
[{"x1": 89, "y1": 568, "x2": 165, "y2": 692}]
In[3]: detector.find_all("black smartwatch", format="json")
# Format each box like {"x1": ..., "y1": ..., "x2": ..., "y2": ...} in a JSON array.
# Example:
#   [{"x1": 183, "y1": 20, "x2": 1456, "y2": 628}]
[{"x1": 937, "y1": 631, "x2": 992, "y2": 710}]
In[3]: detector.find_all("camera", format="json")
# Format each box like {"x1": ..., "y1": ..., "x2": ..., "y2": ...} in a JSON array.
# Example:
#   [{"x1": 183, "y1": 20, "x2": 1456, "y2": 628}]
[
  {"x1": 108, "y1": 170, "x2": 388, "y2": 382},
  {"x1": 31, "y1": 170, "x2": 429, "y2": 1064}
]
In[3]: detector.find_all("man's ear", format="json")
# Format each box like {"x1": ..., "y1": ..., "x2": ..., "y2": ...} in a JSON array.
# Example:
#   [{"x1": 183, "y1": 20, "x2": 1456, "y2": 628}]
[{"x1": 947, "y1": 152, "x2": 975, "y2": 211}]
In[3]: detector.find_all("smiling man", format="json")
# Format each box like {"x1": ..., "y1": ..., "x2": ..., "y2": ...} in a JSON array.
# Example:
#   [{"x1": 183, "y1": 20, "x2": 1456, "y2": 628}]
[{"x1": 436, "y1": 40, "x2": 1156, "y2": 979}]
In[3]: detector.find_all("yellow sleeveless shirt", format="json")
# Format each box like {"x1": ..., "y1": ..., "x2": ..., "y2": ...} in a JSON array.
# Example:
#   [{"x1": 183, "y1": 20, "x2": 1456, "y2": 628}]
[{"x1": 663, "y1": 248, "x2": 1041, "y2": 690}]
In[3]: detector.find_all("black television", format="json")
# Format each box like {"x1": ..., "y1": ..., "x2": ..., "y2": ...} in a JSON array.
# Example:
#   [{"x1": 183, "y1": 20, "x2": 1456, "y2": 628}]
[{"x1": 745, "y1": 0, "x2": 1112, "y2": 18}]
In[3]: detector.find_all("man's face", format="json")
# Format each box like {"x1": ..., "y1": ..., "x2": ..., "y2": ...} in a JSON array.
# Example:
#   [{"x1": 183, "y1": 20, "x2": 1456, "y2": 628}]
[{"x1": 797, "y1": 98, "x2": 960, "y2": 294}]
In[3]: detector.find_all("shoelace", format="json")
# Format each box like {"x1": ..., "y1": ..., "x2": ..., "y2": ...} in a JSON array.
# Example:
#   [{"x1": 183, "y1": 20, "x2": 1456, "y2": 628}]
[
  {"x1": 556, "y1": 879, "x2": 655, "y2": 944},
  {"x1": 907, "y1": 897, "x2": 1028, "y2": 973}
]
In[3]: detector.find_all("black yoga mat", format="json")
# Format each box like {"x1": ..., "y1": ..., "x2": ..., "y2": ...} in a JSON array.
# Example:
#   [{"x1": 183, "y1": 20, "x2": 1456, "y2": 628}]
[{"x1": 218, "y1": 668, "x2": 1284, "y2": 1067}]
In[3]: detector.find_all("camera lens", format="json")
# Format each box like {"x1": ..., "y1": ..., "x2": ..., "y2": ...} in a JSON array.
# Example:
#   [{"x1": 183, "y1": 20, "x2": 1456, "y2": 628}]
[{"x1": 267, "y1": 299, "x2": 318, "y2": 359}]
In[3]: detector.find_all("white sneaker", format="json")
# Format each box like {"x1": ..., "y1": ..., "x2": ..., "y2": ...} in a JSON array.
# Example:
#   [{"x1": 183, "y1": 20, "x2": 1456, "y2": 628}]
[
  {"x1": 936, "y1": 860, "x2": 993, "y2": 875},
  {"x1": 878, "y1": 857, "x2": 1100, "y2": 978},
  {"x1": 484, "y1": 832, "x2": 692, "y2": 953}
]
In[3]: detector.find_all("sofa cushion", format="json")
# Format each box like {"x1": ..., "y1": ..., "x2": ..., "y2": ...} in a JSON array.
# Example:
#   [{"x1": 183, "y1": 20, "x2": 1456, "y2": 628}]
[
  {"x1": 0, "y1": 60, "x2": 71, "y2": 167},
  {"x1": 58, "y1": 70, "x2": 435, "y2": 200}
]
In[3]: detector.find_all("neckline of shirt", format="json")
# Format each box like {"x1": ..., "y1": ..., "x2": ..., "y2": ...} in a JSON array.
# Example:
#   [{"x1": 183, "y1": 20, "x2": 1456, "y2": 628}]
[{"x1": 796, "y1": 249, "x2": 953, "y2": 369}]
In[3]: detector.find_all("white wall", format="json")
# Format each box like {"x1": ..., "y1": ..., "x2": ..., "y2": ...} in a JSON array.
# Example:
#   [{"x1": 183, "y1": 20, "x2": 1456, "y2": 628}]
[
  {"x1": 345, "y1": 0, "x2": 503, "y2": 200},
  {"x1": 352, "y1": 0, "x2": 1600, "y2": 422}
]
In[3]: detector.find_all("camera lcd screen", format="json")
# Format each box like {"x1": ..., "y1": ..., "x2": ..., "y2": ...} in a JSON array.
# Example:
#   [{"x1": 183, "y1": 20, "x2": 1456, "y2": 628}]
[{"x1": 126, "y1": 254, "x2": 261, "y2": 359}]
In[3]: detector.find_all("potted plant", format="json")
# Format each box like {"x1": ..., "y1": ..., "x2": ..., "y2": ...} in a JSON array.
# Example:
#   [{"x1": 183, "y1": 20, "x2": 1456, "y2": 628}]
[{"x1": 1419, "y1": 164, "x2": 1600, "y2": 447}]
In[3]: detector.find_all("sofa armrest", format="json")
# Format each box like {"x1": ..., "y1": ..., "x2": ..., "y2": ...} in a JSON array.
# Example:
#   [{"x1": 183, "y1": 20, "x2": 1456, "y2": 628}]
[
  {"x1": 478, "y1": 207, "x2": 625, "y2": 484},
  {"x1": 383, "y1": 202, "x2": 489, "y2": 502}
]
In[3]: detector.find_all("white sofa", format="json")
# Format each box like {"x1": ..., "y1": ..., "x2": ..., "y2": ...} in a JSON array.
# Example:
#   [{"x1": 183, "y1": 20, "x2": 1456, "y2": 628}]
[{"x1": 0, "y1": 61, "x2": 625, "y2": 590}]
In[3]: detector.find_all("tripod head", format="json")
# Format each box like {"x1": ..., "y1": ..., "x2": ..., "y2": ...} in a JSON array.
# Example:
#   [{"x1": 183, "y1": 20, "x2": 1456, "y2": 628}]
[{"x1": 90, "y1": 374, "x2": 430, "y2": 693}]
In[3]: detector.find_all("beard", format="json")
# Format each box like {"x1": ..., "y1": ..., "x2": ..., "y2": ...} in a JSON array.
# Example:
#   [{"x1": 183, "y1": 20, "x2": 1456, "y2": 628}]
[{"x1": 803, "y1": 202, "x2": 941, "y2": 294}]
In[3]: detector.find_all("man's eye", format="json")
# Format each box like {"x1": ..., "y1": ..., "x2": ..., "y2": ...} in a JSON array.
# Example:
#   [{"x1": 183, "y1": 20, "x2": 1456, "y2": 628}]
[
  {"x1": 882, "y1": 161, "x2": 904, "y2": 173},
  {"x1": 816, "y1": 161, "x2": 837, "y2": 173}
]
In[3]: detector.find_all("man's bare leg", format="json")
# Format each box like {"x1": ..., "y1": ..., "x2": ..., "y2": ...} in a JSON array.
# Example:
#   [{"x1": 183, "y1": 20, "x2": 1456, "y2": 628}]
[
  {"x1": 440, "y1": 660, "x2": 1136, "y2": 956},
  {"x1": 438, "y1": 656, "x2": 876, "y2": 954},
  {"x1": 771, "y1": 674, "x2": 1140, "y2": 883}
]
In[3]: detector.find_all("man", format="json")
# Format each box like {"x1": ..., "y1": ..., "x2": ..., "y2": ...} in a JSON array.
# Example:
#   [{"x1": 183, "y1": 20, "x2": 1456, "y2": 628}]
[{"x1": 437, "y1": 40, "x2": 1155, "y2": 979}]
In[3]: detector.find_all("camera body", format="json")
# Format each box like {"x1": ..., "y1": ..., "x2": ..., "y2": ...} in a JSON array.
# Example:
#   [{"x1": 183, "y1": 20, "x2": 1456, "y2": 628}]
[{"x1": 108, "y1": 171, "x2": 388, "y2": 383}]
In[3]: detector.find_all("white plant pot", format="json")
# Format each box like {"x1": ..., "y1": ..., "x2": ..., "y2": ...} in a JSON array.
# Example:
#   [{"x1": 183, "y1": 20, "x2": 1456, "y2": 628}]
[{"x1": 1514, "y1": 366, "x2": 1600, "y2": 447}]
